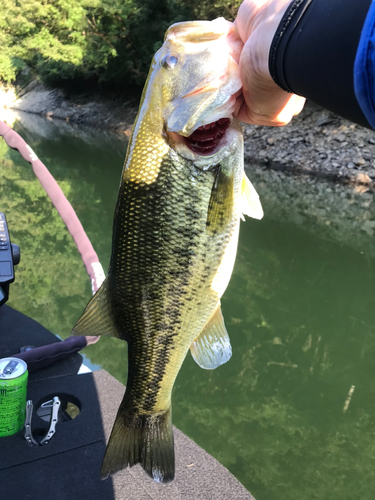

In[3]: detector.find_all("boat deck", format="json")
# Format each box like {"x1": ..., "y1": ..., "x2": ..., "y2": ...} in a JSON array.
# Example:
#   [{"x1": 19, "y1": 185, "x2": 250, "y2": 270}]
[{"x1": 0, "y1": 305, "x2": 255, "y2": 499}]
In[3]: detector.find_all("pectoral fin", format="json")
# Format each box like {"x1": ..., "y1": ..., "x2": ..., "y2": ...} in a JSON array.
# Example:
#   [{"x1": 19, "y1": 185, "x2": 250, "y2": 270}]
[
  {"x1": 240, "y1": 173, "x2": 263, "y2": 220},
  {"x1": 190, "y1": 303, "x2": 232, "y2": 369},
  {"x1": 71, "y1": 278, "x2": 119, "y2": 338}
]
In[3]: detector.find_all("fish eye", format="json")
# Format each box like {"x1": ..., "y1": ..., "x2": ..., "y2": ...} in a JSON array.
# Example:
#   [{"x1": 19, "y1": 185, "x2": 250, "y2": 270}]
[{"x1": 161, "y1": 54, "x2": 178, "y2": 70}]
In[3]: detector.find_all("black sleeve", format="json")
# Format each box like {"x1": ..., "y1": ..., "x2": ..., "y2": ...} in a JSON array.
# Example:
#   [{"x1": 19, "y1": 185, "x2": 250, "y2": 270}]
[{"x1": 269, "y1": 0, "x2": 373, "y2": 129}]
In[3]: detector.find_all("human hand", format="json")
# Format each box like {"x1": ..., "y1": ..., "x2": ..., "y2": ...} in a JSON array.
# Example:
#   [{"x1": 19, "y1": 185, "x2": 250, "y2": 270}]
[{"x1": 233, "y1": 0, "x2": 306, "y2": 126}]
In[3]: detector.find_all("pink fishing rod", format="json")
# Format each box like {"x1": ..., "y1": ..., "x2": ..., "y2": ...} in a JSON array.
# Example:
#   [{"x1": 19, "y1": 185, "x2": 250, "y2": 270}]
[
  {"x1": 0, "y1": 120, "x2": 105, "y2": 294},
  {"x1": 0, "y1": 119, "x2": 102, "y2": 368}
]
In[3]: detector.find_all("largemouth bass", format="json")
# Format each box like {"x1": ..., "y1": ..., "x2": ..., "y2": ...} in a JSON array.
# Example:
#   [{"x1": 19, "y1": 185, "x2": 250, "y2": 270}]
[{"x1": 72, "y1": 17, "x2": 263, "y2": 483}]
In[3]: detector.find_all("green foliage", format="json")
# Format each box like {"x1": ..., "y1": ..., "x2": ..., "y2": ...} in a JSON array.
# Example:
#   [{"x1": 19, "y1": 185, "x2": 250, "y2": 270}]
[
  {"x1": 0, "y1": 56, "x2": 26, "y2": 83},
  {"x1": 184, "y1": 0, "x2": 241, "y2": 20},
  {"x1": 98, "y1": 0, "x2": 190, "y2": 86},
  {"x1": 0, "y1": 0, "x2": 117, "y2": 82},
  {"x1": 0, "y1": 0, "x2": 242, "y2": 86}
]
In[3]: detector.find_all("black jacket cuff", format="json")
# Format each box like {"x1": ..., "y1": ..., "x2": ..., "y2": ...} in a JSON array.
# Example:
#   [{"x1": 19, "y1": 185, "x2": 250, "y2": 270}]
[{"x1": 269, "y1": 0, "x2": 372, "y2": 128}]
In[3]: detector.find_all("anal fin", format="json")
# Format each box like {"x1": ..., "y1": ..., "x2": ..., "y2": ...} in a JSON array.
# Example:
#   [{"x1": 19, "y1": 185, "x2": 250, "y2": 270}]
[
  {"x1": 190, "y1": 303, "x2": 232, "y2": 369},
  {"x1": 71, "y1": 278, "x2": 118, "y2": 337}
]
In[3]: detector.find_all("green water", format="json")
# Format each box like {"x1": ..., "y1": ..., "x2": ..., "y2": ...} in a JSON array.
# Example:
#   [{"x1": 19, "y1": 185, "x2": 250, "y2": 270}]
[{"x1": 2, "y1": 115, "x2": 375, "y2": 499}]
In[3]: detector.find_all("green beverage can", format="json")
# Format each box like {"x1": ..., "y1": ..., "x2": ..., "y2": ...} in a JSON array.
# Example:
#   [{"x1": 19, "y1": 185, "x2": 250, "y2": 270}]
[{"x1": 0, "y1": 357, "x2": 28, "y2": 436}]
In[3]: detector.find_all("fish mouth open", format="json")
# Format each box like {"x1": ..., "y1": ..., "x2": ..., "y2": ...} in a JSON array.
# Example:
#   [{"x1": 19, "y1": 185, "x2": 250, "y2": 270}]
[{"x1": 181, "y1": 118, "x2": 231, "y2": 156}]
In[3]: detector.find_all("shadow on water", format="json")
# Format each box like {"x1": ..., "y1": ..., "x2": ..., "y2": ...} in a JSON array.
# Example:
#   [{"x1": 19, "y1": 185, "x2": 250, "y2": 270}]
[{"x1": 2, "y1": 113, "x2": 375, "y2": 500}]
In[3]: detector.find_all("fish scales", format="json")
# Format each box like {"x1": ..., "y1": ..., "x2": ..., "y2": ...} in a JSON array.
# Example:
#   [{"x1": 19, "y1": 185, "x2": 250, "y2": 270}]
[
  {"x1": 111, "y1": 154, "x2": 237, "y2": 415},
  {"x1": 72, "y1": 17, "x2": 263, "y2": 483}
]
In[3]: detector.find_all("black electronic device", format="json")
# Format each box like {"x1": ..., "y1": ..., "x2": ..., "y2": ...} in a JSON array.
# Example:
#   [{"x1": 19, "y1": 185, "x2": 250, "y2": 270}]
[{"x1": 0, "y1": 213, "x2": 20, "y2": 307}]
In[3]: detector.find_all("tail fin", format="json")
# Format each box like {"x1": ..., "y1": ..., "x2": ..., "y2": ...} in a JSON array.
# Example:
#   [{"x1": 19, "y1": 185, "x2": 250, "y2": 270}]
[{"x1": 101, "y1": 405, "x2": 175, "y2": 483}]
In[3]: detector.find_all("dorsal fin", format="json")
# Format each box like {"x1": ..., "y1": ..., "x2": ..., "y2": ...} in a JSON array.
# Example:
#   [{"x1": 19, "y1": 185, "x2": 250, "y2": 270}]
[
  {"x1": 240, "y1": 173, "x2": 263, "y2": 220},
  {"x1": 71, "y1": 278, "x2": 119, "y2": 338},
  {"x1": 190, "y1": 303, "x2": 232, "y2": 369}
]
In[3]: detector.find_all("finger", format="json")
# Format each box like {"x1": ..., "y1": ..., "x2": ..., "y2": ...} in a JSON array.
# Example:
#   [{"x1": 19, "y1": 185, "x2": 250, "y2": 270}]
[
  {"x1": 234, "y1": 93, "x2": 245, "y2": 117},
  {"x1": 236, "y1": 92, "x2": 305, "y2": 126},
  {"x1": 235, "y1": 95, "x2": 290, "y2": 126},
  {"x1": 275, "y1": 94, "x2": 306, "y2": 124},
  {"x1": 238, "y1": 63, "x2": 290, "y2": 124},
  {"x1": 291, "y1": 94, "x2": 306, "y2": 116},
  {"x1": 227, "y1": 22, "x2": 243, "y2": 64}
]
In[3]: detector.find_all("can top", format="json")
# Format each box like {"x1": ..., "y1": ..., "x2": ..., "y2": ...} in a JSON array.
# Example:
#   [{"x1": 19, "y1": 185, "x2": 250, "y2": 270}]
[{"x1": 0, "y1": 357, "x2": 27, "y2": 380}]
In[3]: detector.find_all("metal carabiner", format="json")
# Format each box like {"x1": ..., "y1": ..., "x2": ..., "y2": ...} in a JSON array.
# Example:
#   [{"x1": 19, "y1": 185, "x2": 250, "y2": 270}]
[
  {"x1": 40, "y1": 397, "x2": 60, "y2": 445},
  {"x1": 24, "y1": 400, "x2": 38, "y2": 446},
  {"x1": 24, "y1": 396, "x2": 61, "y2": 446}
]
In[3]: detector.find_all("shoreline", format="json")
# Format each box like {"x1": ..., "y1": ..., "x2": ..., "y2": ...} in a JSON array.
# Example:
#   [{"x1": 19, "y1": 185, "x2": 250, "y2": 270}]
[
  {"x1": 243, "y1": 102, "x2": 375, "y2": 190},
  {"x1": 0, "y1": 83, "x2": 138, "y2": 137},
  {"x1": 1, "y1": 83, "x2": 375, "y2": 189}
]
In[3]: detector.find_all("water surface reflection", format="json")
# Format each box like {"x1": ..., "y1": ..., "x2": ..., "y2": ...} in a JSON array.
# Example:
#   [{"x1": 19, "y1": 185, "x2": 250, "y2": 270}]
[{"x1": 1, "y1": 114, "x2": 375, "y2": 500}]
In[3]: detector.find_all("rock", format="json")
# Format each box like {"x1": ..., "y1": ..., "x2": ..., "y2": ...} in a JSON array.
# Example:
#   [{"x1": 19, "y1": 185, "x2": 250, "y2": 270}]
[
  {"x1": 241, "y1": 101, "x2": 375, "y2": 190},
  {"x1": 356, "y1": 172, "x2": 372, "y2": 184},
  {"x1": 335, "y1": 134, "x2": 346, "y2": 142},
  {"x1": 362, "y1": 220, "x2": 375, "y2": 236},
  {"x1": 354, "y1": 156, "x2": 366, "y2": 166},
  {"x1": 315, "y1": 112, "x2": 334, "y2": 126},
  {"x1": 3, "y1": 83, "x2": 137, "y2": 135},
  {"x1": 17, "y1": 79, "x2": 39, "y2": 98}
]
